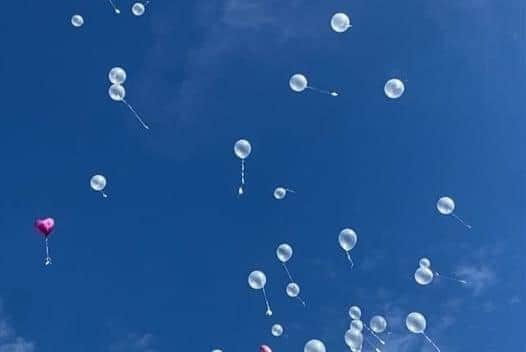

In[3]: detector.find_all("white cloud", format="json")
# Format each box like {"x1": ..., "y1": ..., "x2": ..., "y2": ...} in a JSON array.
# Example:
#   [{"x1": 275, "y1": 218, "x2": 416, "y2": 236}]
[
  {"x1": 109, "y1": 333, "x2": 157, "y2": 352},
  {"x1": 455, "y1": 265, "x2": 496, "y2": 296},
  {"x1": 0, "y1": 302, "x2": 34, "y2": 352}
]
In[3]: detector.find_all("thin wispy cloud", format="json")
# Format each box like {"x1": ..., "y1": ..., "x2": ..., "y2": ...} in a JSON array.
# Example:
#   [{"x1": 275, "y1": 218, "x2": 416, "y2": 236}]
[
  {"x1": 109, "y1": 333, "x2": 158, "y2": 352},
  {"x1": 0, "y1": 302, "x2": 35, "y2": 352},
  {"x1": 455, "y1": 264, "x2": 496, "y2": 296}
]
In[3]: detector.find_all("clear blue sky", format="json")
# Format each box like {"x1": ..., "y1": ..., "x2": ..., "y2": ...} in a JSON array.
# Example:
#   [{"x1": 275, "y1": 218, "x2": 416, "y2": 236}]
[{"x1": 0, "y1": 0, "x2": 525, "y2": 351}]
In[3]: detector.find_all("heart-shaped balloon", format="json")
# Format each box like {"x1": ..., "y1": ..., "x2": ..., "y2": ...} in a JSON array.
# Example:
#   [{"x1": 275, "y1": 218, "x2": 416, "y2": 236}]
[
  {"x1": 35, "y1": 217, "x2": 55, "y2": 237},
  {"x1": 259, "y1": 345, "x2": 272, "y2": 352}
]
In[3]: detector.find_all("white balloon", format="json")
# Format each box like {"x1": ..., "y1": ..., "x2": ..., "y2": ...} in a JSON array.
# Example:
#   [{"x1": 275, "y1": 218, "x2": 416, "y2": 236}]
[
  {"x1": 90, "y1": 175, "x2": 107, "y2": 191},
  {"x1": 415, "y1": 266, "x2": 434, "y2": 285},
  {"x1": 271, "y1": 324, "x2": 283, "y2": 337},
  {"x1": 419, "y1": 257, "x2": 431, "y2": 268},
  {"x1": 437, "y1": 196, "x2": 455, "y2": 215},
  {"x1": 108, "y1": 67, "x2": 127, "y2": 85},
  {"x1": 273, "y1": 187, "x2": 287, "y2": 200},
  {"x1": 289, "y1": 74, "x2": 308, "y2": 92},
  {"x1": 349, "y1": 306, "x2": 362, "y2": 320},
  {"x1": 339, "y1": 228, "x2": 357, "y2": 251},
  {"x1": 406, "y1": 312, "x2": 426, "y2": 334},
  {"x1": 211, "y1": 350, "x2": 222, "y2": 352},
  {"x1": 351, "y1": 319, "x2": 363, "y2": 332},
  {"x1": 304, "y1": 339, "x2": 326, "y2": 352},
  {"x1": 331, "y1": 13, "x2": 351, "y2": 33},
  {"x1": 234, "y1": 139, "x2": 251, "y2": 159},
  {"x1": 248, "y1": 270, "x2": 266, "y2": 290},
  {"x1": 286, "y1": 282, "x2": 300, "y2": 297},
  {"x1": 345, "y1": 329, "x2": 363, "y2": 349},
  {"x1": 276, "y1": 243, "x2": 293, "y2": 263},
  {"x1": 384, "y1": 78, "x2": 405, "y2": 99},
  {"x1": 132, "y1": 2, "x2": 145, "y2": 16},
  {"x1": 370, "y1": 315, "x2": 387, "y2": 333},
  {"x1": 71, "y1": 14, "x2": 84, "y2": 27},
  {"x1": 109, "y1": 84, "x2": 126, "y2": 101}
]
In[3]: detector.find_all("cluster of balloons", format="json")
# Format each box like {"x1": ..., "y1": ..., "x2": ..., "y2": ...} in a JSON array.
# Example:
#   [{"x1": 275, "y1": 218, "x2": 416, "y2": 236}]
[
  {"x1": 234, "y1": 139, "x2": 252, "y2": 195},
  {"x1": 108, "y1": 67, "x2": 150, "y2": 130},
  {"x1": 347, "y1": 306, "x2": 387, "y2": 352},
  {"x1": 90, "y1": 174, "x2": 108, "y2": 198},
  {"x1": 276, "y1": 243, "x2": 306, "y2": 306},
  {"x1": 406, "y1": 312, "x2": 441, "y2": 352},
  {"x1": 248, "y1": 270, "x2": 273, "y2": 316},
  {"x1": 436, "y1": 196, "x2": 471, "y2": 229},
  {"x1": 415, "y1": 257, "x2": 468, "y2": 286},
  {"x1": 289, "y1": 74, "x2": 339, "y2": 97},
  {"x1": 338, "y1": 228, "x2": 358, "y2": 267},
  {"x1": 71, "y1": 14, "x2": 84, "y2": 28},
  {"x1": 34, "y1": 217, "x2": 55, "y2": 266}
]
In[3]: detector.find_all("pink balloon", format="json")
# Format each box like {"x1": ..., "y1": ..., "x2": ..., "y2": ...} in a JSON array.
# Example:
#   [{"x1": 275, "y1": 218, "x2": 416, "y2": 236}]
[
  {"x1": 259, "y1": 345, "x2": 272, "y2": 352},
  {"x1": 35, "y1": 218, "x2": 55, "y2": 237}
]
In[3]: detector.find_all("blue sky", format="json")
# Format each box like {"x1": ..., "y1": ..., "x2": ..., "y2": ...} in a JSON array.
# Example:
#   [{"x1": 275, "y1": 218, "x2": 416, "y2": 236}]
[{"x1": 0, "y1": 0, "x2": 525, "y2": 351}]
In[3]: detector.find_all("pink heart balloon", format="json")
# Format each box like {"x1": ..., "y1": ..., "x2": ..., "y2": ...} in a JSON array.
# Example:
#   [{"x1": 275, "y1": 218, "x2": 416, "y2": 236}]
[
  {"x1": 35, "y1": 217, "x2": 55, "y2": 237},
  {"x1": 259, "y1": 345, "x2": 272, "y2": 352}
]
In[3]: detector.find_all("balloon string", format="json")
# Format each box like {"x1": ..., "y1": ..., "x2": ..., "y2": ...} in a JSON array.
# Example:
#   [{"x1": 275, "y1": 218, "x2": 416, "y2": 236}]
[
  {"x1": 435, "y1": 272, "x2": 468, "y2": 285},
  {"x1": 365, "y1": 325, "x2": 385, "y2": 345},
  {"x1": 423, "y1": 333, "x2": 441, "y2": 352},
  {"x1": 345, "y1": 251, "x2": 354, "y2": 268},
  {"x1": 452, "y1": 213, "x2": 472, "y2": 229},
  {"x1": 282, "y1": 263, "x2": 295, "y2": 282},
  {"x1": 307, "y1": 85, "x2": 339, "y2": 96},
  {"x1": 296, "y1": 295, "x2": 306, "y2": 307},
  {"x1": 108, "y1": 0, "x2": 120, "y2": 13},
  {"x1": 122, "y1": 99, "x2": 150, "y2": 130},
  {"x1": 102, "y1": 191, "x2": 108, "y2": 198},
  {"x1": 364, "y1": 336, "x2": 382, "y2": 352},
  {"x1": 45, "y1": 238, "x2": 49, "y2": 258},
  {"x1": 286, "y1": 188, "x2": 296, "y2": 194},
  {"x1": 262, "y1": 288, "x2": 272, "y2": 315}
]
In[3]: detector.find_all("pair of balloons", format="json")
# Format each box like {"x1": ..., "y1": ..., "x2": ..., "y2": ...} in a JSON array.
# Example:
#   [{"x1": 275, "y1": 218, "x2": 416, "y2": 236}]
[
  {"x1": 108, "y1": 67, "x2": 150, "y2": 130},
  {"x1": 406, "y1": 312, "x2": 441, "y2": 352},
  {"x1": 339, "y1": 228, "x2": 358, "y2": 267},
  {"x1": 248, "y1": 270, "x2": 272, "y2": 316},
  {"x1": 90, "y1": 174, "x2": 108, "y2": 198},
  {"x1": 35, "y1": 217, "x2": 55, "y2": 266},
  {"x1": 276, "y1": 243, "x2": 306, "y2": 306},
  {"x1": 415, "y1": 257, "x2": 467, "y2": 285}
]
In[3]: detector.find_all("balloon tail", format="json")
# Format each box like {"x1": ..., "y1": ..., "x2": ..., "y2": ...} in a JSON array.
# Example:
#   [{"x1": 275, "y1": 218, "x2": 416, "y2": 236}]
[
  {"x1": 262, "y1": 288, "x2": 272, "y2": 316},
  {"x1": 282, "y1": 263, "x2": 295, "y2": 282},
  {"x1": 364, "y1": 336, "x2": 381, "y2": 352},
  {"x1": 345, "y1": 251, "x2": 354, "y2": 268},
  {"x1": 122, "y1": 99, "x2": 150, "y2": 130},
  {"x1": 108, "y1": 0, "x2": 120, "y2": 13},
  {"x1": 307, "y1": 85, "x2": 339, "y2": 97},
  {"x1": 238, "y1": 160, "x2": 245, "y2": 196},
  {"x1": 286, "y1": 188, "x2": 296, "y2": 194},
  {"x1": 365, "y1": 325, "x2": 385, "y2": 345},
  {"x1": 423, "y1": 333, "x2": 441, "y2": 352},
  {"x1": 296, "y1": 295, "x2": 306, "y2": 307},
  {"x1": 435, "y1": 272, "x2": 468, "y2": 285},
  {"x1": 44, "y1": 238, "x2": 52, "y2": 266},
  {"x1": 452, "y1": 213, "x2": 472, "y2": 229},
  {"x1": 102, "y1": 191, "x2": 108, "y2": 198}
]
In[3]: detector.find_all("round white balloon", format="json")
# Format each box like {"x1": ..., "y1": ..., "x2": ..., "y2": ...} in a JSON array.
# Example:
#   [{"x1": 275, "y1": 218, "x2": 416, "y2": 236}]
[
  {"x1": 350, "y1": 319, "x2": 363, "y2": 332},
  {"x1": 349, "y1": 305, "x2": 362, "y2": 320},
  {"x1": 132, "y1": 2, "x2": 145, "y2": 16},
  {"x1": 384, "y1": 78, "x2": 405, "y2": 99},
  {"x1": 406, "y1": 312, "x2": 427, "y2": 334},
  {"x1": 437, "y1": 196, "x2": 455, "y2": 215},
  {"x1": 90, "y1": 174, "x2": 107, "y2": 191},
  {"x1": 108, "y1": 67, "x2": 127, "y2": 85},
  {"x1": 109, "y1": 84, "x2": 126, "y2": 101},
  {"x1": 331, "y1": 13, "x2": 351, "y2": 33},
  {"x1": 286, "y1": 282, "x2": 300, "y2": 297},
  {"x1": 415, "y1": 267, "x2": 434, "y2": 285},
  {"x1": 234, "y1": 139, "x2": 251, "y2": 159},
  {"x1": 289, "y1": 74, "x2": 308, "y2": 92},
  {"x1": 339, "y1": 228, "x2": 358, "y2": 251},
  {"x1": 304, "y1": 339, "x2": 326, "y2": 352},
  {"x1": 71, "y1": 14, "x2": 84, "y2": 27},
  {"x1": 276, "y1": 243, "x2": 293, "y2": 263},
  {"x1": 344, "y1": 329, "x2": 363, "y2": 349},
  {"x1": 419, "y1": 257, "x2": 431, "y2": 268},
  {"x1": 273, "y1": 187, "x2": 287, "y2": 200},
  {"x1": 370, "y1": 315, "x2": 387, "y2": 333},
  {"x1": 248, "y1": 270, "x2": 266, "y2": 290},
  {"x1": 271, "y1": 323, "x2": 283, "y2": 337}
]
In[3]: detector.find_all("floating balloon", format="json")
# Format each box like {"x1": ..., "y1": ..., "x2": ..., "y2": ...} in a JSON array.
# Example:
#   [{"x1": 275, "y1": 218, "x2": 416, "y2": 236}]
[
  {"x1": 414, "y1": 266, "x2": 434, "y2": 285},
  {"x1": 259, "y1": 345, "x2": 272, "y2": 352},
  {"x1": 289, "y1": 74, "x2": 339, "y2": 97},
  {"x1": 384, "y1": 79, "x2": 405, "y2": 99},
  {"x1": 248, "y1": 270, "x2": 272, "y2": 316},
  {"x1": 108, "y1": 67, "x2": 127, "y2": 85},
  {"x1": 370, "y1": 316, "x2": 387, "y2": 334},
  {"x1": 211, "y1": 350, "x2": 222, "y2": 352},
  {"x1": 419, "y1": 257, "x2": 431, "y2": 268},
  {"x1": 271, "y1": 324, "x2": 283, "y2": 337},
  {"x1": 35, "y1": 217, "x2": 55, "y2": 266},
  {"x1": 90, "y1": 174, "x2": 108, "y2": 198},
  {"x1": 108, "y1": 0, "x2": 121, "y2": 14},
  {"x1": 234, "y1": 139, "x2": 251, "y2": 195},
  {"x1": 349, "y1": 305, "x2": 362, "y2": 320},
  {"x1": 108, "y1": 84, "x2": 150, "y2": 130},
  {"x1": 436, "y1": 196, "x2": 471, "y2": 229},
  {"x1": 331, "y1": 13, "x2": 351, "y2": 33},
  {"x1": 71, "y1": 14, "x2": 84, "y2": 27},
  {"x1": 286, "y1": 282, "x2": 306, "y2": 306},
  {"x1": 276, "y1": 243, "x2": 296, "y2": 282},
  {"x1": 273, "y1": 186, "x2": 295, "y2": 200},
  {"x1": 351, "y1": 319, "x2": 364, "y2": 331},
  {"x1": 338, "y1": 228, "x2": 358, "y2": 267},
  {"x1": 304, "y1": 339, "x2": 326, "y2": 352},
  {"x1": 345, "y1": 329, "x2": 363, "y2": 350},
  {"x1": 406, "y1": 312, "x2": 441, "y2": 352},
  {"x1": 132, "y1": 2, "x2": 147, "y2": 16}
]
